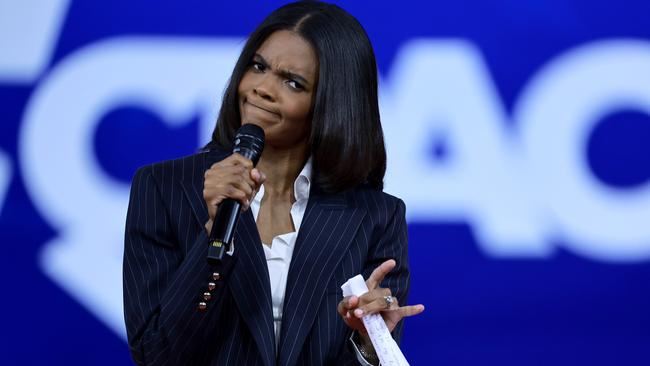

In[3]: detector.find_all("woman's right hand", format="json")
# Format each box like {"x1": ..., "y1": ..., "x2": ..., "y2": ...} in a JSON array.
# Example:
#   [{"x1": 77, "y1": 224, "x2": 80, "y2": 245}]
[{"x1": 203, "y1": 153, "x2": 266, "y2": 234}]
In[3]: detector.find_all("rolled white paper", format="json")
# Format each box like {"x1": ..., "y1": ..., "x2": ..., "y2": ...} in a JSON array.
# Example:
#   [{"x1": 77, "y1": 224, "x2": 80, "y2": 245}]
[{"x1": 341, "y1": 274, "x2": 410, "y2": 366}]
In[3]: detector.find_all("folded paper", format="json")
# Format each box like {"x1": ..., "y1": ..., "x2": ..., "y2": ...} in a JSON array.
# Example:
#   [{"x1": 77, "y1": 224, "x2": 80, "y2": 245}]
[{"x1": 341, "y1": 275, "x2": 410, "y2": 366}]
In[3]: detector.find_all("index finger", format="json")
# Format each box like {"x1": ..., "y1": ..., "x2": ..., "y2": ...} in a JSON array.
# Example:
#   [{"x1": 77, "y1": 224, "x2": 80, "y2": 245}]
[
  {"x1": 365, "y1": 259, "x2": 396, "y2": 290},
  {"x1": 231, "y1": 153, "x2": 254, "y2": 169}
]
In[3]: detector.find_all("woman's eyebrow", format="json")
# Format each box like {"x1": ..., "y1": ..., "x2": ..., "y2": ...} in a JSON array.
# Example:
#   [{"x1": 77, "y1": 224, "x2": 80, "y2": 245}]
[
  {"x1": 254, "y1": 53, "x2": 311, "y2": 87},
  {"x1": 253, "y1": 53, "x2": 269, "y2": 66},
  {"x1": 279, "y1": 69, "x2": 310, "y2": 87}
]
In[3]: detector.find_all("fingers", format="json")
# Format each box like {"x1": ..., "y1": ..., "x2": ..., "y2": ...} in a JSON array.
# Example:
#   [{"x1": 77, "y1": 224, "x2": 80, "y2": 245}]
[
  {"x1": 390, "y1": 304, "x2": 425, "y2": 318},
  {"x1": 354, "y1": 298, "x2": 425, "y2": 319},
  {"x1": 227, "y1": 165, "x2": 256, "y2": 191},
  {"x1": 337, "y1": 296, "x2": 359, "y2": 317},
  {"x1": 365, "y1": 259, "x2": 397, "y2": 290},
  {"x1": 353, "y1": 288, "x2": 392, "y2": 317},
  {"x1": 219, "y1": 153, "x2": 254, "y2": 170},
  {"x1": 207, "y1": 155, "x2": 256, "y2": 195},
  {"x1": 204, "y1": 157, "x2": 260, "y2": 212},
  {"x1": 204, "y1": 168, "x2": 253, "y2": 199}
]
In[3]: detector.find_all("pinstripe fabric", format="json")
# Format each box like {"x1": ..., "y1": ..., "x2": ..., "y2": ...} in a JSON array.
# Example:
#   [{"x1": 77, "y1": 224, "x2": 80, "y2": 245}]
[{"x1": 123, "y1": 150, "x2": 410, "y2": 366}]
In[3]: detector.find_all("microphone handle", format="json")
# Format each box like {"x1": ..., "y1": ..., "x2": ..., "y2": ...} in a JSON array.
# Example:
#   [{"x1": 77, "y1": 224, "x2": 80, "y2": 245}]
[
  {"x1": 207, "y1": 199, "x2": 241, "y2": 266},
  {"x1": 206, "y1": 149, "x2": 257, "y2": 266}
]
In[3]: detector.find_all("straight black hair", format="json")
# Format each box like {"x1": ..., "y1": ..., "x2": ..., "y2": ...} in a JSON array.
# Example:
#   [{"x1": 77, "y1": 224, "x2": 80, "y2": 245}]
[{"x1": 205, "y1": 1, "x2": 386, "y2": 193}]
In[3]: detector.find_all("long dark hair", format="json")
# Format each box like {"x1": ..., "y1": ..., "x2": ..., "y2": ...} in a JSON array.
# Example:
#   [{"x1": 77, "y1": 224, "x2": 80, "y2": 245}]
[{"x1": 206, "y1": 1, "x2": 386, "y2": 193}]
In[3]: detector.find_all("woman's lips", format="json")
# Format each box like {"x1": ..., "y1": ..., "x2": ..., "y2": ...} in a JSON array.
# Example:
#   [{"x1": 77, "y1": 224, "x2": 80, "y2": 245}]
[{"x1": 246, "y1": 101, "x2": 280, "y2": 116}]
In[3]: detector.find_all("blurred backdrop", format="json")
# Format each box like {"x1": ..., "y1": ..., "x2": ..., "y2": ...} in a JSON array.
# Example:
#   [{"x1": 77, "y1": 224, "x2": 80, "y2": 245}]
[{"x1": 1, "y1": 0, "x2": 650, "y2": 364}]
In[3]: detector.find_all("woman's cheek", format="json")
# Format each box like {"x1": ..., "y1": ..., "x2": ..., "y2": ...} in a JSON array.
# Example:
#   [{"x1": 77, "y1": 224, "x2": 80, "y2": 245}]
[{"x1": 290, "y1": 98, "x2": 312, "y2": 120}]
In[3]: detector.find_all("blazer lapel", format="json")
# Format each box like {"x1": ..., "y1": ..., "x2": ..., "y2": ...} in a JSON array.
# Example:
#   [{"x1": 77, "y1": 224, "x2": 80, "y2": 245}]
[
  {"x1": 277, "y1": 191, "x2": 366, "y2": 366},
  {"x1": 229, "y1": 210, "x2": 275, "y2": 366},
  {"x1": 180, "y1": 150, "x2": 275, "y2": 366}
]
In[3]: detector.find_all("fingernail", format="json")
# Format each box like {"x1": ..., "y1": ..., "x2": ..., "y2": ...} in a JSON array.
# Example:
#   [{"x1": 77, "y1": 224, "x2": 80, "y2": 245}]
[{"x1": 355, "y1": 309, "x2": 364, "y2": 317}]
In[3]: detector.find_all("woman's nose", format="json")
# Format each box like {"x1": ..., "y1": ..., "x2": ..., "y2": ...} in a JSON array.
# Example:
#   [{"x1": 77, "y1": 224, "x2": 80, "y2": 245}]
[{"x1": 253, "y1": 76, "x2": 275, "y2": 101}]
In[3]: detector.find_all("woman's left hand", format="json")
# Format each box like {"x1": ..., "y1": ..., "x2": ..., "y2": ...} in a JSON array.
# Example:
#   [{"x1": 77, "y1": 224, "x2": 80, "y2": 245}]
[{"x1": 337, "y1": 259, "x2": 425, "y2": 334}]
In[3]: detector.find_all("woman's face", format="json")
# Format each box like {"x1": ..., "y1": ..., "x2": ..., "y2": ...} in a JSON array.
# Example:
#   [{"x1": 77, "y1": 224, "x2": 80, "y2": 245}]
[{"x1": 238, "y1": 30, "x2": 318, "y2": 150}]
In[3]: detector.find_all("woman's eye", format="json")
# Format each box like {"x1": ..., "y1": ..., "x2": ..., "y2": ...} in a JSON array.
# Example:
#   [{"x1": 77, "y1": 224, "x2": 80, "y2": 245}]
[
  {"x1": 286, "y1": 79, "x2": 304, "y2": 91},
  {"x1": 251, "y1": 62, "x2": 265, "y2": 72}
]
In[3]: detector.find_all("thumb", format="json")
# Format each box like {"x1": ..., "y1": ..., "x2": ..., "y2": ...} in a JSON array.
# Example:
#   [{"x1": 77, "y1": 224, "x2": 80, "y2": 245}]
[
  {"x1": 251, "y1": 168, "x2": 266, "y2": 185},
  {"x1": 255, "y1": 169, "x2": 267, "y2": 185}
]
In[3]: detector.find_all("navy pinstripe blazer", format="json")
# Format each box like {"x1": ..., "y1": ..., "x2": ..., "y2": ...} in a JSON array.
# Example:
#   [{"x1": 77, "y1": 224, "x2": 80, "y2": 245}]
[{"x1": 123, "y1": 149, "x2": 410, "y2": 366}]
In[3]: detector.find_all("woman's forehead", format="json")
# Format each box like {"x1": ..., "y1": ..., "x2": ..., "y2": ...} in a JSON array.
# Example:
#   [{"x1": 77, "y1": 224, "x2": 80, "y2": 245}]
[{"x1": 256, "y1": 30, "x2": 317, "y2": 79}]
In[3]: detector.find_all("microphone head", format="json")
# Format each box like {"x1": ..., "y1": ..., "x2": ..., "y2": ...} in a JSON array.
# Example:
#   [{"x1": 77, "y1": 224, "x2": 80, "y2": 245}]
[{"x1": 233, "y1": 123, "x2": 265, "y2": 165}]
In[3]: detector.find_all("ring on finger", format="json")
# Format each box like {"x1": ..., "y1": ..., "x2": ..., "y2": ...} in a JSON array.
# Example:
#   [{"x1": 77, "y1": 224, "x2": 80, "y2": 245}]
[{"x1": 384, "y1": 295, "x2": 394, "y2": 309}]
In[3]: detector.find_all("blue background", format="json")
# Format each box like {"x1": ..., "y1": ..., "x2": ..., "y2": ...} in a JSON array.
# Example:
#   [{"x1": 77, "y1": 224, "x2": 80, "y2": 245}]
[{"x1": 2, "y1": 1, "x2": 650, "y2": 365}]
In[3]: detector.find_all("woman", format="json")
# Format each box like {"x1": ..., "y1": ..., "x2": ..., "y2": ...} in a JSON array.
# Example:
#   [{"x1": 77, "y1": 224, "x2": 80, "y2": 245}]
[{"x1": 123, "y1": 2, "x2": 424, "y2": 365}]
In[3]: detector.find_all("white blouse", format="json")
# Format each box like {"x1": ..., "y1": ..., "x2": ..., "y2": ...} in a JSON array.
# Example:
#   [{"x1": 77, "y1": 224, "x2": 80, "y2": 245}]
[
  {"x1": 249, "y1": 158, "x2": 312, "y2": 347},
  {"x1": 230, "y1": 158, "x2": 372, "y2": 365}
]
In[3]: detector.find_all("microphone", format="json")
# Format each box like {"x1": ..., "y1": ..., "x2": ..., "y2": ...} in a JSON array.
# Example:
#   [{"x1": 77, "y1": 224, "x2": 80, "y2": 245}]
[{"x1": 207, "y1": 123, "x2": 265, "y2": 266}]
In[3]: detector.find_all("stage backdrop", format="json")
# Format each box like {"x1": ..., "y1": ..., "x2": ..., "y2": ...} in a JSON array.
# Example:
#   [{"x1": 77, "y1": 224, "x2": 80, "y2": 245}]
[{"x1": 2, "y1": 1, "x2": 650, "y2": 364}]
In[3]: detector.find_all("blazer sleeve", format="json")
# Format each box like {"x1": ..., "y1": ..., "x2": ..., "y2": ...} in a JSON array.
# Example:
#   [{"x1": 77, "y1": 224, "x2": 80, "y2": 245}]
[
  {"x1": 363, "y1": 197, "x2": 410, "y2": 343},
  {"x1": 335, "y1": 196, "x2": 410, "y2": 365},
  {"x1": 123, "y1": 165, "x2": 235, "y2": 366}
]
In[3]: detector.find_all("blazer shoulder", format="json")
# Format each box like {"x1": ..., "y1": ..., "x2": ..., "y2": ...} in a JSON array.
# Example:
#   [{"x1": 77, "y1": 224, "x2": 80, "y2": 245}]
[
  {"x1": 352, "y1": 186, "x2": 406, "y2": 213},
  {"x1": 131, "y1": 149, "x2": 230, "y2": 185}
]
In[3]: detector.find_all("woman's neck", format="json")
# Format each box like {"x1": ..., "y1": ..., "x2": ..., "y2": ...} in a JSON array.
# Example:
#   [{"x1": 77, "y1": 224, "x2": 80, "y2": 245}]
[{"x1": 256, "y1": 144, "x2": 309, "y2": 197}]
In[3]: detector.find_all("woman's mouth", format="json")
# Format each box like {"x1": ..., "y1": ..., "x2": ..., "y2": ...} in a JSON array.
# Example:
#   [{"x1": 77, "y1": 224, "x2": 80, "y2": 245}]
[{"x1": 246, "y1": 101, "x2": 280, "y2": 116}]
